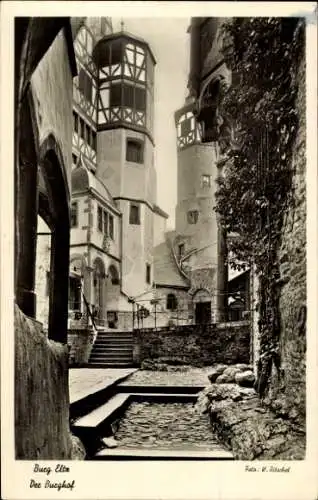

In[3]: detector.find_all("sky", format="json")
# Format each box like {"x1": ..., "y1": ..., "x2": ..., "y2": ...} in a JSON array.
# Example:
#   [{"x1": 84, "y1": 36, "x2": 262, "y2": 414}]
[{"x1": 113, "y1": 18, "x2": 190, "y2": 228}]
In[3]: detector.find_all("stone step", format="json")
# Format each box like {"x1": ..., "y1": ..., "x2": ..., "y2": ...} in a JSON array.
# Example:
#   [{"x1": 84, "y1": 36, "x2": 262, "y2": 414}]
[
  {"x1": 93, "y1": 346, "x2": 133, "y2": 352},
  {"x1": 91, "y1": 351, "x2": 133, "y2": 359},
  {"x1": 87, "y1": 362, "x2": 135, "y2": 368},
  {"x1": 73, "y1": 393, "x2": 130, "y2": 430},
  {"x1": 96, "y1": 333, "x2": 134, "y2": 339},
  {"x1": 94, "y1": 341, "x2": 133, "y2": 346},
  {"x1": 94, "y1": 448, "x2": 234, "y2": 460}
]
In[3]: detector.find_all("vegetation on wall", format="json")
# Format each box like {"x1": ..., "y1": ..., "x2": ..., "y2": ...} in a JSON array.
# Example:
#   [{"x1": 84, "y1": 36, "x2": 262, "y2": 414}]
[{"x1": 214, "y1": 17, "x2": 305, "y2": 397}]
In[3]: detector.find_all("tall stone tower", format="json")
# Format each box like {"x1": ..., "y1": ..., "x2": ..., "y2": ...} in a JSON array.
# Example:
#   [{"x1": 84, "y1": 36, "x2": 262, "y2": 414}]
[
  {"x1": 174, "y1": 96, "x2": 227, "y2": 323},
  {"x1": 92, "y1": 30, "x2": 157, "y2": 298}
]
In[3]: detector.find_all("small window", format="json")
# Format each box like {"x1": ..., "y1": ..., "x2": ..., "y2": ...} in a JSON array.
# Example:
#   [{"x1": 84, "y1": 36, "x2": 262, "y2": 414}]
[
  {"x1": 178, "y1": 243, "x2": 185, "y2": 259},
  {"x1": 146, "y1": 264, "x2": 151, "y2": 284},
  {"x1": 201, "y1": 174, "x2": 212, "y2": 188},
  {"x1": 187, "y1": 210, "x2": 199, "y2": 224},
  {"x1": 167, "y1": 293, "x2": 177, "y2": 311},
  {"x1": 97, "y1": 206, "x2": 103, "y2": 232},
  {"x1": 72, "y1": 153, "x2": 78, "y2": 166},
  {"x1": 103, "y1": 210, "x2": 108, "y2": 235},
  {"x1": 126, "y1": 139, "x2": 144, "y2": 163},
  {"x1": 71, "y1": 202, "x2": 78, "y2": 228},
  {"x1": 109, "y1": 214, "x2": 114, "y2": 239},
  {"x1": 129, "y1": 203, "x2": 140, "y2": 225}
]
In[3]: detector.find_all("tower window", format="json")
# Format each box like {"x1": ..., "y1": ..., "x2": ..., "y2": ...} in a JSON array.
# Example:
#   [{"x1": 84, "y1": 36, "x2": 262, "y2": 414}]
[
  {"x1": 129, "y1": 203, "x2": 140, "y2": 225},
  {"x1": 110, "y1": 83, "x2": 146, "y2": 112},
  {"x1": 126, "y1": 139, "x2": 144, "y2": 163},
  {"x1": 97, "y1": 205, "x2": 103, "y2": 232},
  {"x1": 71, "y1": 202, "x2": 78, "y2": 228},
  {"x1": 167, "y1": 293, "x2": 177, "y2": 311},
  {"x1": 146, "y1": 264, "x2": 151, "y2": 284},
  {"x1": 72, "y1": 153, "x2": 78, "y2": 166},
  {"x1": 187, "y1": 210, "x2": 199, "y2": 224},
  {"x1": 201, "y1": 174, "x2": 212, "y2": 188}
]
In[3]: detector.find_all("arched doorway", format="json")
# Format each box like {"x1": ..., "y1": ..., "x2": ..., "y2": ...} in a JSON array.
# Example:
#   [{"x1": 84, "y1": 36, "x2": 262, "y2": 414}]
[
  {"x1": 193, "y1": 288, "x2": 212, "y2": 325},
  {"x1": 92, "y1": 257, "x2": 106, "y2": 326},
  {"x1": 106, "y1": 264, "x2": 120, "y2": 328}
]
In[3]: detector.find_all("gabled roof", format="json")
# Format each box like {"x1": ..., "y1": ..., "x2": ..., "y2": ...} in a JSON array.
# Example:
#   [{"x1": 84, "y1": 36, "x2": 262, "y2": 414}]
[
  {"x1": 154, "y1": 235, "x2": 190, "y2": 289},
  {"x1": 71, "y1": 157, "x2": 117, "y2": 210}
]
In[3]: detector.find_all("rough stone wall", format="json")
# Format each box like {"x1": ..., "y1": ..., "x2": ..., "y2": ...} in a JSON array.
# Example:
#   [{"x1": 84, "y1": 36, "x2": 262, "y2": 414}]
[
  {"x1": 134, "y1": 321, "x2": 250, "y2": 366},
  {"x1": 15, "y1": 305, "x2": 73, "y2": 459},
  {"x1": 265, "y1": 55, "x2": 306, "y2": 427}
]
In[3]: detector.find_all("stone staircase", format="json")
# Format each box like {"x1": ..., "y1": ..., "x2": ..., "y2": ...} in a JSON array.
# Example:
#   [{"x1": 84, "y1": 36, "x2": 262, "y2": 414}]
[{"x1": 88, "y1": 331, "x2": 134, "y2": 367}]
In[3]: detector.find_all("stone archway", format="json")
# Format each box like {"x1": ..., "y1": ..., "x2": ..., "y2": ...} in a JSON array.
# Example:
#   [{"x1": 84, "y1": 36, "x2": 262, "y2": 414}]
[
  {"x1": 105, "y1": 264, "x2": 120, "y2": 328},
  {"x1": 38, "y1": 135, "x2": 70, "y2": 343}
]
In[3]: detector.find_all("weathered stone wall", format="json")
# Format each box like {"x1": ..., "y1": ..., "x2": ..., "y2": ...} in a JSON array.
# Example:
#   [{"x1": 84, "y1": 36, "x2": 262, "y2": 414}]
[
  {"x1": 68, "y1": 329, "x2": 95, "y2": 366},
  {"x1": 265, "y1": 55, "x2": 306, "y2": 427},
  {"x1": 134, "y1": 321, "x2": 250, "y2": 366},
  {"x1": 15, "y1": 305, "x2": 73, "y2": 459}
]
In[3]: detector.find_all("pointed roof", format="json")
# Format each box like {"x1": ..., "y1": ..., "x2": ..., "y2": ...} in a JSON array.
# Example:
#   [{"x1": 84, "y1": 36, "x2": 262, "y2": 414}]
[{"x1": 71, "y1": 156, "x2": 118, "y2": 210}]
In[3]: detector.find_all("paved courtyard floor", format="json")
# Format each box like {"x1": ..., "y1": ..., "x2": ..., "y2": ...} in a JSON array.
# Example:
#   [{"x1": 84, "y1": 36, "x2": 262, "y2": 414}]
[
  {"x1": 69, "y1": 368, "x2": 137, "y2": 404},
  {"x1": 118, "y1": 367, "x2": 213, "y2": 387}
]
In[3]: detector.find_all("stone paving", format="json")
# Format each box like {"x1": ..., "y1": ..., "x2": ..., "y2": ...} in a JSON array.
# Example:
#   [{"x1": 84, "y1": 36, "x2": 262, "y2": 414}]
[
  {"x1": 69, "y1": 368, "x2": 137, "y2": 404},
  {"x1": 114, "y1": 401, "x2": 226, "y2": 451},
  {"x1": 118, "y1": 367, "x2": 213, "y2": 387}
]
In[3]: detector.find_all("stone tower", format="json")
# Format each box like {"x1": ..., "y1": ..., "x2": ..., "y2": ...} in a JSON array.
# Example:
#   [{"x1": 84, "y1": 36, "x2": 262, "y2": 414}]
[
  {"x1": 174, "y1": 96, "x2": 227, "y2": 323},
  {"x1": 91, "y1": 30, "x2": 157, "y2": 298}
]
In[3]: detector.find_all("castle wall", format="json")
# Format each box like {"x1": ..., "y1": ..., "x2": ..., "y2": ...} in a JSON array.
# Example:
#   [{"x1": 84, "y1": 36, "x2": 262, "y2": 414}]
[{"x1": 15, "y1": 23, "x2": 79, "y2": 460}]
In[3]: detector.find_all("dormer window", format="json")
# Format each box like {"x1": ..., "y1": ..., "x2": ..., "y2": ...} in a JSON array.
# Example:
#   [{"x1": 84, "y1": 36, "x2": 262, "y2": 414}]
[{"x1": 126, "y1": 139, "x2": 144, "y2": 163}]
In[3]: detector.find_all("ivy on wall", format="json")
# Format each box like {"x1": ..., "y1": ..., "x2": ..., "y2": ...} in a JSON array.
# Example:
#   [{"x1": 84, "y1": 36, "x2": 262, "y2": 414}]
[{"x1": 214, "y1": 17, "x2": 305, "y2": 397}]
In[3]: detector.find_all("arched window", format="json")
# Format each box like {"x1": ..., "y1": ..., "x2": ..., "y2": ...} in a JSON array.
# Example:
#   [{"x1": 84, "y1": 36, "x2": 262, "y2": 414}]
[
  {"x1": 108, "y1": 265, "x2": 120, "y2": 285},
  {"x1": 166, "y1": 293, "x2": 177, "y2": 311}
]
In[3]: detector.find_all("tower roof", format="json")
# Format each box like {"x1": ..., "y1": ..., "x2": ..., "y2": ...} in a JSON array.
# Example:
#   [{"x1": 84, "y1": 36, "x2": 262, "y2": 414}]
[{"x1": 71, "y1": 157, "x2": 118, "y2": 210}]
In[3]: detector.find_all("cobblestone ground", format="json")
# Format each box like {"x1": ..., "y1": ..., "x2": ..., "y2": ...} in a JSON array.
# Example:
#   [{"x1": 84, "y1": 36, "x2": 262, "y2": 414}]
[
  {"x1": 119, "y1": 368, "x2": 212, "y2": 387},
  {"x1": 114, "y1": 402, "x2": 226, "y2": 451}
]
